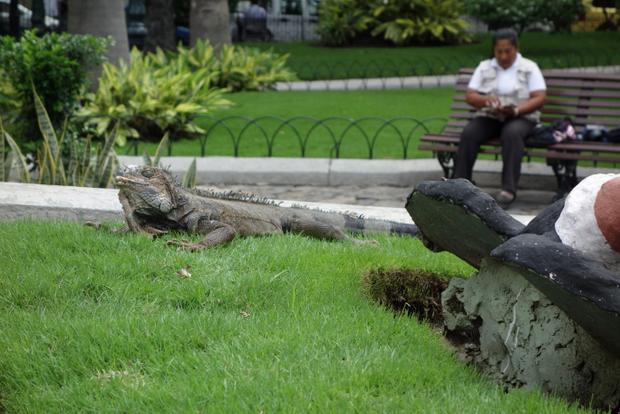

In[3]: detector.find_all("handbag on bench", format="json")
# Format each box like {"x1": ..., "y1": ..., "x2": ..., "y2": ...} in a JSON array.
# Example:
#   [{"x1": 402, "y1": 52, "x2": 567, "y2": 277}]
[{"x1": 525, "y1": 118, "x2": 577, "y2": 147}]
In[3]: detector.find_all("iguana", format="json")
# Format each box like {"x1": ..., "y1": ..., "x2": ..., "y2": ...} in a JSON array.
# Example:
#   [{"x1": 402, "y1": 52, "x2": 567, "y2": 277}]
[{"x1": 115, "y1": 165, "x2": 418, "y2": 251}]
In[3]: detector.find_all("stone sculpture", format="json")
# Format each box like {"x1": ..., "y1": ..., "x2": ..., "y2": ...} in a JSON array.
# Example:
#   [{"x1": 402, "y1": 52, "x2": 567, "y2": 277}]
[{"x1": 405, "y1": 176, "x2": 620, "y2": 411}]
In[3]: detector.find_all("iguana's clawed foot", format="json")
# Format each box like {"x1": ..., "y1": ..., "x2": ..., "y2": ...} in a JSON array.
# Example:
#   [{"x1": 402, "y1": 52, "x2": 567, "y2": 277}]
[
  {"x1": 111, "y1": 226, "x2": 131, "y2": 234},
  {"x1": 351, "y1": 238, "x2": 379, "y2": 246},
  {"x1": 84, "y1": 222, "x2": 127, "y2": 233},
  {"x1": 167, "y1": 239, "x2": 204, "y2": 252}
]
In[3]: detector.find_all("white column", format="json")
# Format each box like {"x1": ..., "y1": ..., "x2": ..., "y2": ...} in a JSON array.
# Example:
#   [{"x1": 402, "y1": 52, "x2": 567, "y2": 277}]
[{"x1": 271, "y1": 0, "x2": 281, "y2": 15}]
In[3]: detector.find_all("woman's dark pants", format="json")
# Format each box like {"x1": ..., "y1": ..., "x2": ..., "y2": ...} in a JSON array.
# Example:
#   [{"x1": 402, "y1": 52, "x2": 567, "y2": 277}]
[{"x1": 453, "y1": 116, "x2": 536, "y2": 195}]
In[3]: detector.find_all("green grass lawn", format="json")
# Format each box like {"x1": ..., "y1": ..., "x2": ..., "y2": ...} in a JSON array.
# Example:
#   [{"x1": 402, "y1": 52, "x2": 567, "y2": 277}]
[
  {"x1": 125, "y1": 88, "x2": 454, "y2": 159},
  {"x1": 0, "y1": 220, "x2": 591, "y2": 412},
  {"x1": 245, "y1": 32, "x2": 620, "y2": 79}
]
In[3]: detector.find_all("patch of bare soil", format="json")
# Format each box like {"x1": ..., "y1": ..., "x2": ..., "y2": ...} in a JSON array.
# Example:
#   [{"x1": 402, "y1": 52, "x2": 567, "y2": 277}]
[{"x1": 362, "y1": 267, "x2": 448, "y2": 326}]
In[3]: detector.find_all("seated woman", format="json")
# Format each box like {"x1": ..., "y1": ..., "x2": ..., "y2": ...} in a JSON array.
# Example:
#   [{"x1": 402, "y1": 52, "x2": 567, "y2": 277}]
[{"x1": 453, "y1": 28, "x2": 547, "y2": 207}]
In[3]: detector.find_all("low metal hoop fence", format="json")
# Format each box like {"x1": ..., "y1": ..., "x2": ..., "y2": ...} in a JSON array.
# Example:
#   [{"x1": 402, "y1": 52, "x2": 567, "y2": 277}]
[{"x1": 126, "y1": 116, "x2": 448, "y2": 159}]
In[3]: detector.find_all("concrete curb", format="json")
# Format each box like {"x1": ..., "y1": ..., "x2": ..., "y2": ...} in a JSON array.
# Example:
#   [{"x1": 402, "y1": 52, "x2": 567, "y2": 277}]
[
  {"x1": 0, "y1": 182, "x2": 535, "y2": 227},
  {"x1": 118, "y1": 155, "x2": 618, "y2": 191},
  {"x1": 274, "y1": 66, "x2": 620, "y2": 92},
  {"x1": 275, "y1": 75, "x2": 458, "y2": 91},
  {"x1": 0, "y1": 182, "x2": 122, "y2": 223}
]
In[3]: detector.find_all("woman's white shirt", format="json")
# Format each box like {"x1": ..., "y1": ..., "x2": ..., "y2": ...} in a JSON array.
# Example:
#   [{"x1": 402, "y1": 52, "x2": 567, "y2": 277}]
[{"x1": 468, "y1": 53, "x2": 546, "y2": 95}]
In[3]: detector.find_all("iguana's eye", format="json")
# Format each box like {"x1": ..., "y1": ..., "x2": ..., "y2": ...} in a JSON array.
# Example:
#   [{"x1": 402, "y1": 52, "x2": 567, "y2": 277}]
[{"x1": 142, "y1": 168, "x2": 154, "y2": 178}]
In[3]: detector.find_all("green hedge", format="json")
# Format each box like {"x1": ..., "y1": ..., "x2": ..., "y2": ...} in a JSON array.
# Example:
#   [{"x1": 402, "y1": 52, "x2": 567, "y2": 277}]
[
  {"x1": 0, "y1": 30, "x2": 108, "y2": 146},
  {"x1": 317, "y1": 0, "x2": 470, "y2": 46},
  {"x1": 465, "y1": 0, "x2": 585, "y2": 32}
]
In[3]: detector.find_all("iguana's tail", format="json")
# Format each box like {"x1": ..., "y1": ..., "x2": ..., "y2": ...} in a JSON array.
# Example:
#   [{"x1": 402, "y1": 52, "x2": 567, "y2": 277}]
[
  {"x1": 288, "y1": 207, "x2": 418, "y2": 238},
  {"x1": 343, "y1": 215, "x2": 418, "y2": 237}
]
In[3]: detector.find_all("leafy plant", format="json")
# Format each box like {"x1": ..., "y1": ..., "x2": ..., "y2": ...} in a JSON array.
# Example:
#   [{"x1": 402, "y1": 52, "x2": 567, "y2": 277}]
[
  {"x1": 79, "y1": 47, "x2": 230, "y2": 145},
  {"x1": 538, "y1": 0, "x2": 586, "y2": 32},
  {"x1": 0, "y1": 88, "x2": 117, "y2": 188},
  {"x1": 80, "y1": 40, "x2": 294, "y2": 146},
  {"x1": 172, "y1": 39, "x2": 295, "y2": 91},
  {"x1": 316, "y1": 0, "x2": 373, "y2": 46},
  {"x1": 317, "y1": 0, "x2": 470, "y2": 46},
  {"x1": 0, "y1": 116, "x2": 30, "y2": 183},
  {"x1": 0, "y1": 30, "x2": 109, "y2": 147},
  {"x1": 465, "y1": 0, "x2": 585, "y2": 32},
  {"x1": 215, "y1": 44, "x2": 295, "y2": 92},
  {"x1": 370, "y1": 0, "x2": 470, "y2": 45}
]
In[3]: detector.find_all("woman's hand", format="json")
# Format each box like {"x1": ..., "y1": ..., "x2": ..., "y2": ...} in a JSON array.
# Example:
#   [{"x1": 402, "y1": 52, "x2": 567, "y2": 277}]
[
  {"x1": 466, "y1": 89, "x2": 501, "y2": 110},
  {"x1": 485, "y1": 96, "x2": 501, "y2": 109},
  {"x1": 499, "y1": 104, "x2": 519, "y2": 117}
]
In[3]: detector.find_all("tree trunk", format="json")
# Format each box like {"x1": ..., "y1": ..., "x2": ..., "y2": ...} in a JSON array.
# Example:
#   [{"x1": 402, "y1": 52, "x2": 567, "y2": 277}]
[
  {"x1": 31, "y1": 0, "x2": 46, "y2": 30},
  {"x1": 190, "y1": 0, "x2": 231, "y2": 49},
  {"x1": 145, "y1": 0, "x2": 176, "y2": 51},
  {"x1": 9, "y1": 0, "x2": 19, "y2": 37},
  {"x1": 67, "y1": 0, "x2": 130, "y2": 65}
]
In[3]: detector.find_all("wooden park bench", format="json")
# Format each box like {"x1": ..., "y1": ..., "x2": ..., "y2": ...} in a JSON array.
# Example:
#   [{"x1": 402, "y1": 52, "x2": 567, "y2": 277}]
[{"x1": 419, "y1": 68, "x2": 620, "y2": 195}]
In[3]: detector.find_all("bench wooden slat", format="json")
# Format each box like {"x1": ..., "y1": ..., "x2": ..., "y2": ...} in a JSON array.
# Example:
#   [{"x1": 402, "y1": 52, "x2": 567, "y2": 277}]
[
  {"x1": 545, "y1": 79, "x2": 620, "y2": 91},
  {"x1": 544, "y1": 99, "x2": 620, "y2": 108},
  {"x1": 546, "y1": 89, "x2": 620, "y2": 99},
  {"x1": 419, "y1": 143, "x2": 620, "y2": 163},
  {"x1": 450, "y1": 104, "x2": 620, "y2": 119},
  {"x1": 455, "y1": 85, "x2": 620, "y2": 99},
  {"x1": 540, "y1": 107, "x2": 620, "y2": 117},
  {"x1": 446, "y1": 120, "x2": 467, "y2": 127},
  {"x1": 422, "y1": 134, "x2": 620, "y2": 154},
  {"x1": 442, "y1": 128, "x2": 465, "y2": 135},
  {"x1": 541, "y1": 70, "x2": 620, "y2": 81},
  {"x1": 540, "y1": 115, "x2": 620, "y2": 127},
  {"x1": 419, "y1": 143, "x2": 501, "y2": 155},
  {"x1": 549, "y1": 142, "x2": 620, "y2": 152},
  {"x1": 420, "y1": 135, "x2": 460, "y2": 143}
]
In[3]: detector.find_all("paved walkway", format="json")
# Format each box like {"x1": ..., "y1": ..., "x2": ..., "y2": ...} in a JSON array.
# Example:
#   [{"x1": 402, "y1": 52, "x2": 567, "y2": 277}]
[{"x1": 204, "y1": 183, "x2": 557, "y2": 217}]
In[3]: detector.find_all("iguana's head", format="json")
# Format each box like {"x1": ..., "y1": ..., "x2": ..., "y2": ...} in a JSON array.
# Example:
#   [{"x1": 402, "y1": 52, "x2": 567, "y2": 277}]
[{"x1": 115, "y1": 165, "x2": 178, "y2": 215}]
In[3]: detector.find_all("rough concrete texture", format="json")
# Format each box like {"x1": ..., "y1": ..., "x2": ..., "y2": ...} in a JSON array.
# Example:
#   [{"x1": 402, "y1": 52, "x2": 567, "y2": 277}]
[
  {"x1": 442, "y1": 258, "x2": 620, "y2": 411},
  {"x1": 492, "y1": 234, "x2": 620, "y2": 358},
  {"x1": 0, "y1": 182, "x2": 122, "y2": 222},
  {"x1": 555, "y1": 173, "x2": 620, "y2": 273}
]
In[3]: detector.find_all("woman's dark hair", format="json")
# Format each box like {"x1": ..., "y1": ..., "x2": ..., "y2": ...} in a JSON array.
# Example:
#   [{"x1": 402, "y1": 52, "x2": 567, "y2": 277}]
[{"x1": 492, "y1": 28, "x2": 519, "y2": 48}]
